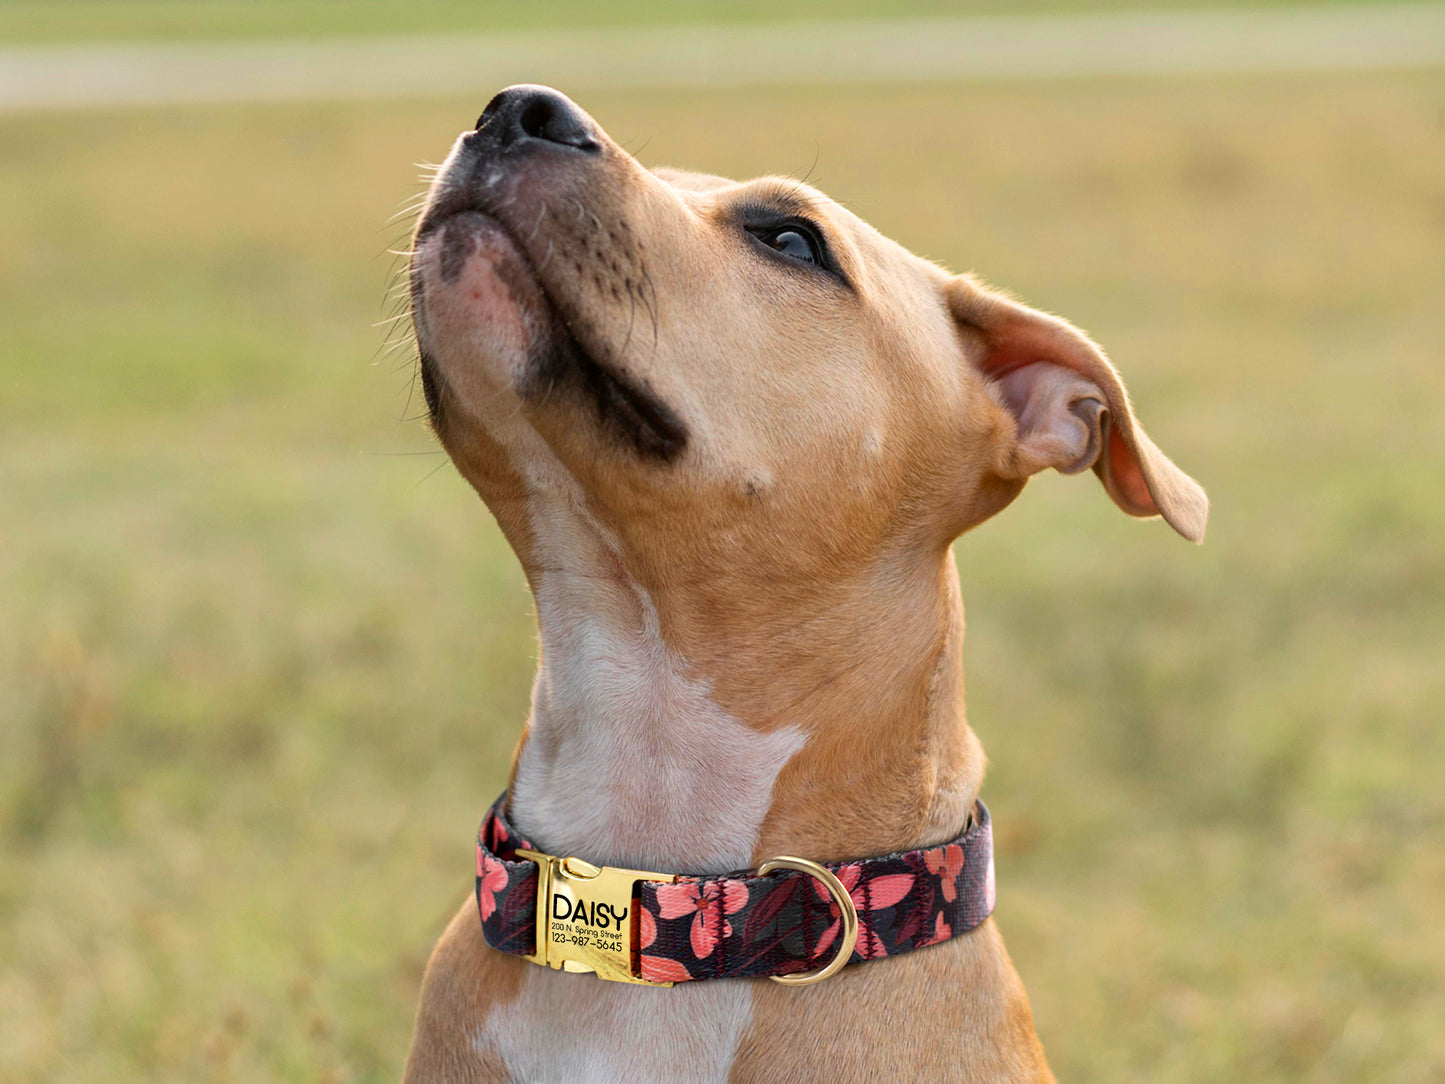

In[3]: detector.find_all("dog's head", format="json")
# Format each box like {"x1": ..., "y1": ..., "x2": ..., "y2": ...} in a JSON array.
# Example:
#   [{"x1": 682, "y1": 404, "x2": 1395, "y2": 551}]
[{"x1": 410, "y1": 86, "x2": 1206, "y2": 592}]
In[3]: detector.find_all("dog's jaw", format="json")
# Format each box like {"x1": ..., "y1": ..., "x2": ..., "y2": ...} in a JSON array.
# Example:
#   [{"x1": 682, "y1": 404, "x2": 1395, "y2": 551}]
[
  {"x1": 411, "y1": 211, "x2": 552, "y2": 419},
  {"x1": 411, "y1": 118, "x2": 692, "y2": 469},
  {"x1": 412, "y1": 204, "x2": 687, "y2": 463}
]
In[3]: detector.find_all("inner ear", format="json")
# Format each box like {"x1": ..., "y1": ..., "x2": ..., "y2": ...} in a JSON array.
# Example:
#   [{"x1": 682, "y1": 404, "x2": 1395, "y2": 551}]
[
  {"x1": 946, "y1": 274, "x2": 1209, "y2": 543},
  {"x1": 995, "y1": 361, "x2": 1107, "y2": 478}
]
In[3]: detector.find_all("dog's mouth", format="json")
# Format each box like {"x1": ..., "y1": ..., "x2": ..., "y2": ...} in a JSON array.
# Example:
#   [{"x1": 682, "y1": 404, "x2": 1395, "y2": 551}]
[
  {"x1": 413, "y1": 206, "x2": 687, "y2": 462},
  {"x1": 567, "y1": 340, "x2": 688, "y2": 461}
]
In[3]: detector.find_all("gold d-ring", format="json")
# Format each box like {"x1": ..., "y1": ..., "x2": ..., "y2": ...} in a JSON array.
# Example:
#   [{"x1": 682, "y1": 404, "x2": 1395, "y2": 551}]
[{"x1": 757, "y1": 856, "x2": 859, "y2": 986}]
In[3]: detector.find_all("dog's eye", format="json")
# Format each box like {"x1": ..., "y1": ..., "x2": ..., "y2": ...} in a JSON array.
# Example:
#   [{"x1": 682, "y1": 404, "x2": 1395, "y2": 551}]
[
  {"x1": 763, "y1": 228, "x2": 818, "y2": 264},
  {"x1": 749, "y1": 224, "x2": 823, "y2": 266}
]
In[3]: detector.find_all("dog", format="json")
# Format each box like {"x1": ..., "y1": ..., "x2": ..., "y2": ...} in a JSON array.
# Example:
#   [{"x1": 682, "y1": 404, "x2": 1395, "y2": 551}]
[{"x1": 402, "y1": 84, "x2": 1206, "y2": 1083}]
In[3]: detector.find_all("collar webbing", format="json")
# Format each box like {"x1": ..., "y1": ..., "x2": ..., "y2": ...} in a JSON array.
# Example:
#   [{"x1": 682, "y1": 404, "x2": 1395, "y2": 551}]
[{"x1": 474, "y1": 792, "x2": 996, "y2": 986}]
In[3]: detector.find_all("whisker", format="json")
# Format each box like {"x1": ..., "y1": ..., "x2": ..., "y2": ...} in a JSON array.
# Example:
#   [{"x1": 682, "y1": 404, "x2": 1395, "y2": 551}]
[
  {"x1": 527, "y1": 201, "x2": 548, "y2": 244},
  {"x1": 413, "y1": 458, "x2": 453, "y2": 488}
]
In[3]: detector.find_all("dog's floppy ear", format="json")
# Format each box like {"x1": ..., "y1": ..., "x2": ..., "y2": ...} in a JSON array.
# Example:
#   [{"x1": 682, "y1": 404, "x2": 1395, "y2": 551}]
[{"x1": 945, "y1": 274, "x2": 1208, "y2": 543}]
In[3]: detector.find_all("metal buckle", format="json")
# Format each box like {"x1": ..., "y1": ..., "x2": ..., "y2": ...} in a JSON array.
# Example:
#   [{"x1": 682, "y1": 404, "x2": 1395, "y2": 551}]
[
  {"x1": 514, "y1": 849, "x2": 677, "y2": 986},
  {"x1": 757, "y1": 856, "x2": 859, "y2": 986},
  {"x1": 513, "y1": 849, "x2": 857, "y2": 988}
]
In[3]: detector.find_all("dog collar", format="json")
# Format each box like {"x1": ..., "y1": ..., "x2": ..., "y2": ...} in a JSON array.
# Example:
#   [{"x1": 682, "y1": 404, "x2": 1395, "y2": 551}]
[{"x1": 474, "y1": 792, "x2": 996, "y2": 987}]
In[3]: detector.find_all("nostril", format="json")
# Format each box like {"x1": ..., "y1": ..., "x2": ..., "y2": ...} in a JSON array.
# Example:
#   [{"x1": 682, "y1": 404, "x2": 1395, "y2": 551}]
[
  {"x1": 517, "y1": 98, "x2": 554, "y2": 140},
  {"x1": 516, "y1": 94, "x2": 600, "y2": 152}
]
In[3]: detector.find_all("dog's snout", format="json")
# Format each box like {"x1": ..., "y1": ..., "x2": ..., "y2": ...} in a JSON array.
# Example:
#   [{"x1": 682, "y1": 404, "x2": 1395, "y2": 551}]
[{"x1": 475, "y1": 85, "x2": 600, "y2": 154}]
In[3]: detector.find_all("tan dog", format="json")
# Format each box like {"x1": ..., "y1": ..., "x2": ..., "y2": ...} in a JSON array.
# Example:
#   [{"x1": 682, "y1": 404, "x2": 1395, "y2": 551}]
[{"x1": 402, "y1": 85, "x2": 1206, "y2": 1083}]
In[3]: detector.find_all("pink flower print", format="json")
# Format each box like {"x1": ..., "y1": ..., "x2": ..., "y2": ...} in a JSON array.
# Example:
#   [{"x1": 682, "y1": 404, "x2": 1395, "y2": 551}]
[
  {"x1": 476, "y1": 851, "x2": 509, "y2": 921},
  {"x1": 811, "y1": 864, "x2": 915, "y2": 960},
  {"x1": 923, "y1": 911, "x2": 952, "y2": 946},
  {"x1": 924, "y1": 844, "x2": 965, "y2": 902},
  {"x1": 655, "y1": 878, "x2": 750, "y2": 960},
  {"x1": 640, "y1": 954, "x2": 695, "y2": 984},
  {"x1": 636, "y1": 905, "x2": 698, "y2": 983}
]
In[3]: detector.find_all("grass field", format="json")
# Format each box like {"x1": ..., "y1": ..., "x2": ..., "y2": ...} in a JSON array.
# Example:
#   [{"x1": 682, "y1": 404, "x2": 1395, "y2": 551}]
[{"x1": 2, "y1": 58, "x2": 1444, "y2": 1084}]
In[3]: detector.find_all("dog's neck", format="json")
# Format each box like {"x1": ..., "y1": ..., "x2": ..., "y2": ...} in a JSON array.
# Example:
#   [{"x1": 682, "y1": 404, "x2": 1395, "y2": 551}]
[{"x1": 502, "y1": 483, "x2": 983, "y2": 876}]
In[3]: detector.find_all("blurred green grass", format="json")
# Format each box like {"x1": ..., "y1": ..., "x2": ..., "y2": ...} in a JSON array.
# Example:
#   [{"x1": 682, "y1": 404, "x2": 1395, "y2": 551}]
[
  {"x1": 0, "y1": 0, "x2": 1405, "y2": 44},
  {"x1": 2, "y1": 72, "x2": 1444, "y2": 1082}
]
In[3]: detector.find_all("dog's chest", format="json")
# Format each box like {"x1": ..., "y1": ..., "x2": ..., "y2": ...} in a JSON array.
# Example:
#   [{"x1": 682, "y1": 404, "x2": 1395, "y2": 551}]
[{"x1": 476, "y1": 970, "x2": 754, "y2": 1083}]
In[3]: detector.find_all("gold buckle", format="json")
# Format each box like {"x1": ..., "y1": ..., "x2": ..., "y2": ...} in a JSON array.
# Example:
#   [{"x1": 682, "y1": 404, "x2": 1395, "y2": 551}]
[
  {"x1": 514, "y1": 849, "x2": 677, "y2": 986},
  {"x1": 757, "y1": 856, "x2": 859, "y2": 986},
  {"x1": 513, "y1": 849, "x2": 857, "y2": 988}
]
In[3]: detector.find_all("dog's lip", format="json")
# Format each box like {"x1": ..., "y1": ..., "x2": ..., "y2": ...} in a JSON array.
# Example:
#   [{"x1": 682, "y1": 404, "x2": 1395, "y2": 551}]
[
  {"x1": 415, "y1": 196, "x2": 688, "y2": 461},
  {"x1": 570, "y1": 347, "x2": 688, "y2": 460},
  {"x1": 414, "y1": 187, "x2": 481, "y2": 246}
]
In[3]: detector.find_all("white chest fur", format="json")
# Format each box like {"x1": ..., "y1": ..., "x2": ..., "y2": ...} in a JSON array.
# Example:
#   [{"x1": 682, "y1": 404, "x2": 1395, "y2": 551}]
[
  {"x1": 477, "y1": 971, "x2": 758, "y2": 1084},
  {"x1": 513, "y1": 553, "x2": 805, "y2": 873}
]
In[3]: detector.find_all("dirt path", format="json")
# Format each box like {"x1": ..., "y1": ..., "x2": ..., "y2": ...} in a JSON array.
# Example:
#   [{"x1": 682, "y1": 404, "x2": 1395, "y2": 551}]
[{"x1": 3, "y1": 4, "x2": 1444, "y2": 112}]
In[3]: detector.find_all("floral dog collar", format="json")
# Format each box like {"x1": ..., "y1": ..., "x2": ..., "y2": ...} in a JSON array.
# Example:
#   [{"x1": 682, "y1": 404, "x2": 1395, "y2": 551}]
[{"x1": 475, "y1": 792, "x2": 996, "y2": 987}]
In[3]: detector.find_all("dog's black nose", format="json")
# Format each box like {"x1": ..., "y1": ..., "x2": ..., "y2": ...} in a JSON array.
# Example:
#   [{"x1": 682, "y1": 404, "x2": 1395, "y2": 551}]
[{"x1": 475, "y1": 85, "x2": 600, "y2": 153}]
